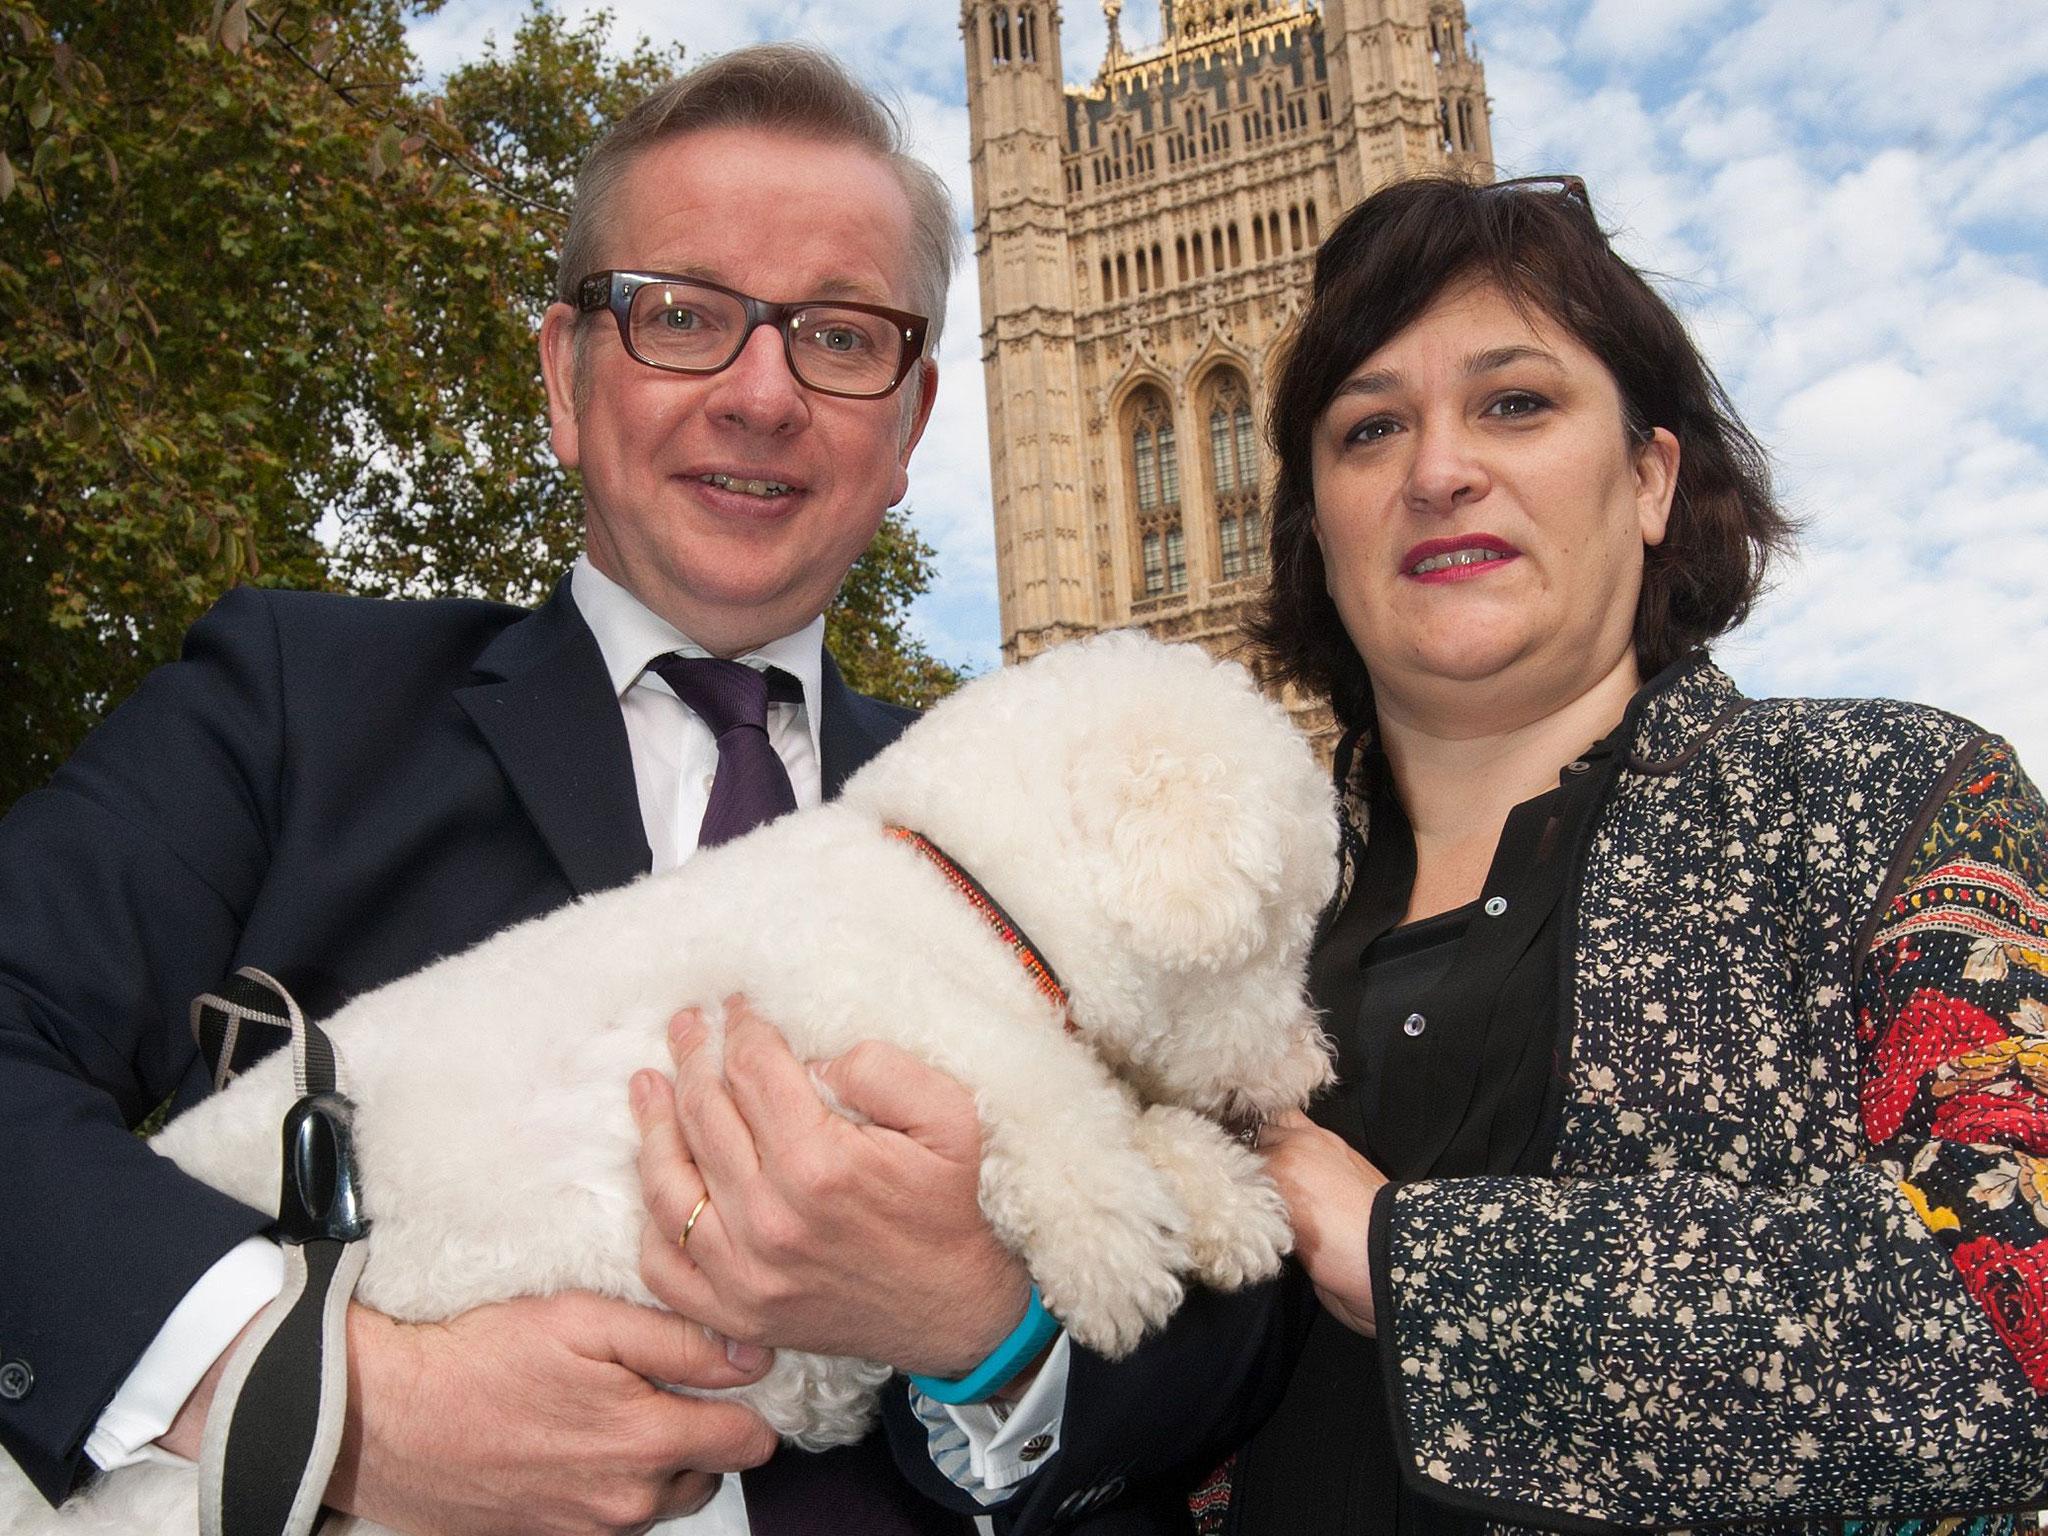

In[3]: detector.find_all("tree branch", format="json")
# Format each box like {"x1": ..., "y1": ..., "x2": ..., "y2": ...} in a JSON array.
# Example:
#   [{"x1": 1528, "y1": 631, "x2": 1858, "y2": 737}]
[{"x1": 248, "y1": 4, "x2": 568, "y2": 224}]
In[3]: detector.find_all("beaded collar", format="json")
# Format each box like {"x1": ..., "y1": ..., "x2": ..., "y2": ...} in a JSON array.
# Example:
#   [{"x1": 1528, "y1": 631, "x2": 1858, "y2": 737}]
[{"x1": 884, "y1": 826, "x2": 1070, "y2": 1019}]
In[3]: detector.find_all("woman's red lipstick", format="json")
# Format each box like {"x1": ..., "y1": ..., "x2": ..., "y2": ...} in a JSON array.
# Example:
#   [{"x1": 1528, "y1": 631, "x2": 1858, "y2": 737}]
[{"x1": 1400, "y1": 534, "x2": 1520, "y2": 583}]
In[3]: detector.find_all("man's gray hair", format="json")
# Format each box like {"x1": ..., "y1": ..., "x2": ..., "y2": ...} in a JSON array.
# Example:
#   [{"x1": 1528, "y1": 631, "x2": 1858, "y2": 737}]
[{"x1": 557, "y1": 43, "x2": 957, "y2": 355}]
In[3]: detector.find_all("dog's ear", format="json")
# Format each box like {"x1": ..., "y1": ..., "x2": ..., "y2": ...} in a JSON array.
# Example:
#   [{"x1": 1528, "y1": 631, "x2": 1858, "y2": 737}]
[{"x1": 1070, "y1": 738, "x2": 1282, "y2": 971}]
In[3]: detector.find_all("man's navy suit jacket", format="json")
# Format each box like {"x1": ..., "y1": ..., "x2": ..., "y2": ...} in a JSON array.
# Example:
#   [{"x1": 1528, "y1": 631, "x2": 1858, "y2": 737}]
[{"x1": 0, "y1": 580, "x2": 1303, "y2": 1526}]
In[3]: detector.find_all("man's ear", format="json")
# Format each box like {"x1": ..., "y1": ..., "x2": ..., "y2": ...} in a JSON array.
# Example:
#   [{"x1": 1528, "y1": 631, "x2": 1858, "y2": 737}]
[
  {"x1": 537, "y1": 302, "x2": 583, "y2": 470},
  {"x1": 889, "y1": 358, "x2": 939, "y2": 505}
]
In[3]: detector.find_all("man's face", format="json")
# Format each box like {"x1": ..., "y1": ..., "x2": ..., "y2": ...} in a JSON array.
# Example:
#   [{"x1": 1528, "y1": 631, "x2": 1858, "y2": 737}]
[{"x1": 539, "y1": 125, "x2": 938, "y2": 655}]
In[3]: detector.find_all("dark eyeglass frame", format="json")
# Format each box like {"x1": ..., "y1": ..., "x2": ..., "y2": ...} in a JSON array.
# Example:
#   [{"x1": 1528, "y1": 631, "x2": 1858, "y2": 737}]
[
  {"x1": 1483, "y1": 173, "x2": 1593, "y2": 213},
  {"x1": 574, "y1": 270, "x2": 929, "y2": 401}
]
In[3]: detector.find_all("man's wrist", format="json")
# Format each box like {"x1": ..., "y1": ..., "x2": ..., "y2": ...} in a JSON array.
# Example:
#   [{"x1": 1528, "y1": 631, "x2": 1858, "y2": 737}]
[{"x1": 906, "y1": 1285, "x2": 1062, "y2": 1405}]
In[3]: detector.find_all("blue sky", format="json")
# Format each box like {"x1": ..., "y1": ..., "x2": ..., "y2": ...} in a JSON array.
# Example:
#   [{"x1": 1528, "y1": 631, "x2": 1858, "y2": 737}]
[{"x1": 410, "y1": 0, "x2": 2048, "y2": 770}]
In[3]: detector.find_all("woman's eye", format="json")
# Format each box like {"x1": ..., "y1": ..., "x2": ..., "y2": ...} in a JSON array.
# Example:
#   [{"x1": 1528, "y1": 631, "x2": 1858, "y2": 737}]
[
  {"x1": 1343, "y1": 415, "x2": 1399, "y2": 446},
  {"x1": 1486, "y1": 391, "x2": 1549, "y2": 420}
]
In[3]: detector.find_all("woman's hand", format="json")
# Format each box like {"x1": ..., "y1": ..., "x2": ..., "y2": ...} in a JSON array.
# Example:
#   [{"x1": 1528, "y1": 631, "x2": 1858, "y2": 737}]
[{"x1": 1260, "y1": 1110, "x2": 1389, "y2": 1337}]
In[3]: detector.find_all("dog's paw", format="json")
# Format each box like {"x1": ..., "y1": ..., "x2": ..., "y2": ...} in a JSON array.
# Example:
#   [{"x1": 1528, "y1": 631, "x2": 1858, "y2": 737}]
[
  {"x1": 1131, "y1": 1103, "x2": 1292, "y2": 1290},
  {"x1": 980, "y1": 1128, "x2": 1192, "y2": 1359},
  {"x1": 1182, "y1": 1163, "x2": 1292, "y2": 1290},
  {"x1": 1040, "y1": 1250, "x2": 1186, "y2": 1358}
]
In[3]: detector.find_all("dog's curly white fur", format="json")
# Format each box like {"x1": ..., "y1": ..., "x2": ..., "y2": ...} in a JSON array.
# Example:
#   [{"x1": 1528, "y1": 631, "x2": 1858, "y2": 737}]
[{"x1": 1, "y1": 632, "x2": 1337, "y2": 1536}]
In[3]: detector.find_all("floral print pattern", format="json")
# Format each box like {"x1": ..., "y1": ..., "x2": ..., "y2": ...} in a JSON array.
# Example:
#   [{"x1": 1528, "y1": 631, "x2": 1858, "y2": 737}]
[{"x1": 1376, "y1": 662, "x2": 2048, "y2": 1533}]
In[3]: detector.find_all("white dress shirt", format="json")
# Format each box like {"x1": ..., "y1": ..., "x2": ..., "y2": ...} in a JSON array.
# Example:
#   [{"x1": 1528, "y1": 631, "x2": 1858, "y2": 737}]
[{"x1": 92, "y1": 557, "x2": 1065, "y2": 1530}]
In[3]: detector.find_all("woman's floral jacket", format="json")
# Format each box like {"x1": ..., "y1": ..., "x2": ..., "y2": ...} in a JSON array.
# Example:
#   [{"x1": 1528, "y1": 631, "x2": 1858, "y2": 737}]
[{"x1": 1365, "y1": 657, "x2": 2048, "y2": 1532}]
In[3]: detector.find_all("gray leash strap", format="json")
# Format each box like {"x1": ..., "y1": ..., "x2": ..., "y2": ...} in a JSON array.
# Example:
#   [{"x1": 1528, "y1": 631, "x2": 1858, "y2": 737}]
[{"x1": 191, "y1": 968, "x2": 371, "y2": 1536}]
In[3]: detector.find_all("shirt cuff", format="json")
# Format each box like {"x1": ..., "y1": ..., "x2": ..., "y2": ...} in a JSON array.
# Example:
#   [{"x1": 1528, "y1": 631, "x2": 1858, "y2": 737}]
[
  {"x1": 85, "y1": 1237, "x2": 285, "y2": 1471},
  {"x1": 908, "y1": 1333, "x2": 1069, "y2": 1503}
]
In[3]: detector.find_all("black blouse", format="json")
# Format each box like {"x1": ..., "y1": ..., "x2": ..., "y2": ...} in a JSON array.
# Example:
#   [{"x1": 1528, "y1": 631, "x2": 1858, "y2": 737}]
[{"x1": 1227, "y1": 727, "x2": 1625, "y2": 1536}]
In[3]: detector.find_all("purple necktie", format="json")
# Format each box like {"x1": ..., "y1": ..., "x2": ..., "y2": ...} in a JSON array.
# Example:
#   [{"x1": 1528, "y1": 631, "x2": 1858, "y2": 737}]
[{"x1": 649, "y1": 655, "x2": 800, "y2": 849}]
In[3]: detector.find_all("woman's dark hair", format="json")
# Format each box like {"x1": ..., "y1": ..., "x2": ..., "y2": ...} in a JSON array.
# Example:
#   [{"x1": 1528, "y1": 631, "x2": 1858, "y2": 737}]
[{"x1": 1251, "y1": 176, "x2": 1792, "y2": 734}]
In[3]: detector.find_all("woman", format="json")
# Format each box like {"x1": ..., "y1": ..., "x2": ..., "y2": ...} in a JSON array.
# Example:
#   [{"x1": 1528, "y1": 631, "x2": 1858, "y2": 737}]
[{"x1": 1218, "y1": 176, "x2": 2048, "y2": 1534}]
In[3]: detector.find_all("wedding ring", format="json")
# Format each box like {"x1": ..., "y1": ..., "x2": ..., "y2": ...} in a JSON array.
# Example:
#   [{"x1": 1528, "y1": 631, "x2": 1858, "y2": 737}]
[{"x1": 679, "y1": 1192, "x2": 711, "y2": 1252}]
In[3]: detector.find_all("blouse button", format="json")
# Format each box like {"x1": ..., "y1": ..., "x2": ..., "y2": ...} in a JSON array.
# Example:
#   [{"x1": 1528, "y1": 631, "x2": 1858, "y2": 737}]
[
  {"x1": 1402, "y1": 1012, "x2": 1426, "y2": 1037},
  {"x1": 701, "y1": 773, "x2": 717, "y2": 793},
  {"x1": 1564, "y1": 758, "x2": 1591, "y2": 774},
  {"x1": 1484, "y1": 896, "x2": 1508, "y2": 917}
]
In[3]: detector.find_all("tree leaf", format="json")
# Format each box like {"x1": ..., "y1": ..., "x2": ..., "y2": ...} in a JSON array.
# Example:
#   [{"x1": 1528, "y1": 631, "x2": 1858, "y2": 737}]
[
  {"x1": 219, "y1": 0, "x2": 249, "y2": 55},
  {"x1": 0, "y1": 151, "x2": 13, "y2": 203},
  {"x1": 27, "y1": 93, "x2": 51, "y2": 130},
  {"x1": 61, "y1": 399, "x2": 101, "y2": 448}
]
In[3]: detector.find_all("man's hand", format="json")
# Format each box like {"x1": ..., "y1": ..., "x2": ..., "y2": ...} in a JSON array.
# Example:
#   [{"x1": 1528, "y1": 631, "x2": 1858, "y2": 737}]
[
  {"x1": 1259, "y1": 1109, "x2": 1387, "y2": 1338},
  {"x1": 634, "y1": 998, "x2": 1033, "y2": 1380},
  {"x1": 168, "y1": 1292, "x2": 779, "y2": 1536}
]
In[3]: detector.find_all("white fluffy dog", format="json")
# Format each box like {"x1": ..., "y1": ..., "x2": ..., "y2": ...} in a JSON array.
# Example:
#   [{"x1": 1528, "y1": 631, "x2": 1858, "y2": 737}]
[{"x1": 1, "y1": 631, "x2": 1337, "y2": 1535}]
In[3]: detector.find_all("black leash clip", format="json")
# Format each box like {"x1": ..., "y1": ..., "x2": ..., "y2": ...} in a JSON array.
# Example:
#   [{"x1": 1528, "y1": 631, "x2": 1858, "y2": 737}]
[{"x1": 273, "y1": 1092, "x2": 371, "y2": 1247}]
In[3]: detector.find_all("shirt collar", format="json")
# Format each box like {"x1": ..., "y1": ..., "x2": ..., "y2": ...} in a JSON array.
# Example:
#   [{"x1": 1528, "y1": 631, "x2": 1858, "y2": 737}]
[{"x1": 569, "y1": 554, "x2": 826, "y2": 763}]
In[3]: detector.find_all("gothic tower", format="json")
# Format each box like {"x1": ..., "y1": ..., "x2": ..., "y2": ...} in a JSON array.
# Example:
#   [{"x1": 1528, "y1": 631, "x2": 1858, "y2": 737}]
[
  {"x1": 962, "y1": 1, "x2": 1097, "y2": 659},
  {"x1": 963, "y1": 0, "x2": 1492, "y2": 714}
]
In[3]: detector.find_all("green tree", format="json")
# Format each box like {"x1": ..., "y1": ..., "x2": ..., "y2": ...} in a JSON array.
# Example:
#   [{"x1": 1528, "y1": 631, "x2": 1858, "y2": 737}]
[{"x1": 0, "y1": 0, "x2": 962, "y2": 813}]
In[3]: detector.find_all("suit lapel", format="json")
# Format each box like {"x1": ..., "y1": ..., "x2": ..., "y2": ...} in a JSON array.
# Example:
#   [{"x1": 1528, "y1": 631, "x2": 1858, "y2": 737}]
[
  {"x1": 817, "y1": 652, "x2": 915, "y2": 798},
  {"x1": 455, "y1": 578, "x2": 651, "y2": 896}
]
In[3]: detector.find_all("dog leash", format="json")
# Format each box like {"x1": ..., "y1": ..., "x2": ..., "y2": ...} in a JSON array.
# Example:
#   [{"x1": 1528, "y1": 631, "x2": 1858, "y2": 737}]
[{"x1": 190, "y1": 967, "x2": 371, "y2": 1536}]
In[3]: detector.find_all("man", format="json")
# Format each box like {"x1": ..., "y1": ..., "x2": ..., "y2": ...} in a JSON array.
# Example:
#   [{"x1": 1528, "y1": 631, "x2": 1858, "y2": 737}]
[{"x1": 0, "y1": 44, "x2": 1295, "y2": 1534}]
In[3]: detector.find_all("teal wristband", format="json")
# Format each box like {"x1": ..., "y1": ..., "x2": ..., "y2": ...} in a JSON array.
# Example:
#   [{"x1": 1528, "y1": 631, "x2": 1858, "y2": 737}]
[{"x1": 906, "y1": 1285, "x2": 1061, "y2": 1405}]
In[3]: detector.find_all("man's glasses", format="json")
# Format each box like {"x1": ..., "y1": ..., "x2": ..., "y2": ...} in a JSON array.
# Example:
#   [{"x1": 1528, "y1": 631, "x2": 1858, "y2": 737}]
[{"x1": 575, "y1": 271, "x2": 930, "y2": 401}]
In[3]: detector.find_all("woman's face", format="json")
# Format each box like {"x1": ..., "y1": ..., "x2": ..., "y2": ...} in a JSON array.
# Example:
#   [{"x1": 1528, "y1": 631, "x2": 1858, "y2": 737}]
[{"x1": 1310, "y1": 278, "x2": 1679, "y2": 726}]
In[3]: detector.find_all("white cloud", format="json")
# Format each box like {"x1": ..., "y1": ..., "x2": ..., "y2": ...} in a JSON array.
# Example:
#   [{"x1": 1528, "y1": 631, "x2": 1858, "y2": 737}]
[{"x1": 1572, "y1": 0, "x2": 1720, "y2": 64}]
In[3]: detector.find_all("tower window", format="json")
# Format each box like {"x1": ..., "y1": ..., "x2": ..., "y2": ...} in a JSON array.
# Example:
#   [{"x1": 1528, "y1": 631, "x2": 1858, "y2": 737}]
[
  {"x1": 1208, "y1": 374, "x2": 1260, "y2": 580},
  {"x1": 1135, "y1": 426, "x2": 1159, "y2": 511},
  {"x1": 1128, "y1": 389, "x2": 1186, "y2": 602}
]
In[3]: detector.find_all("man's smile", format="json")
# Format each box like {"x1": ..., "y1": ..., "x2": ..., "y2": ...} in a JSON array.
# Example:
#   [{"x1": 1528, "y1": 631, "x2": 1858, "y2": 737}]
[{"x1": 697, "y1": 471, "x2": 797, "y2": 499}]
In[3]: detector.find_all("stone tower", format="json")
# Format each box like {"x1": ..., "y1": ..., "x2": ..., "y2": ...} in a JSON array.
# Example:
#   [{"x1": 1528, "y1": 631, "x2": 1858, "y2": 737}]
[{"x1": 962, "y1": 0, "x2": 1492, "y2": 714}]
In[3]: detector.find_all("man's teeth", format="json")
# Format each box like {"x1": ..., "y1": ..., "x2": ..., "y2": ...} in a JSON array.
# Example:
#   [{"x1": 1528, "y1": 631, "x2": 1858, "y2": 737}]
[
  {"x1": 700, "y1": 473, "x2": 794, "y2": 498},
  {"x1": 1411, "y1": 548, "x2": 1508, "y2": 575}
]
